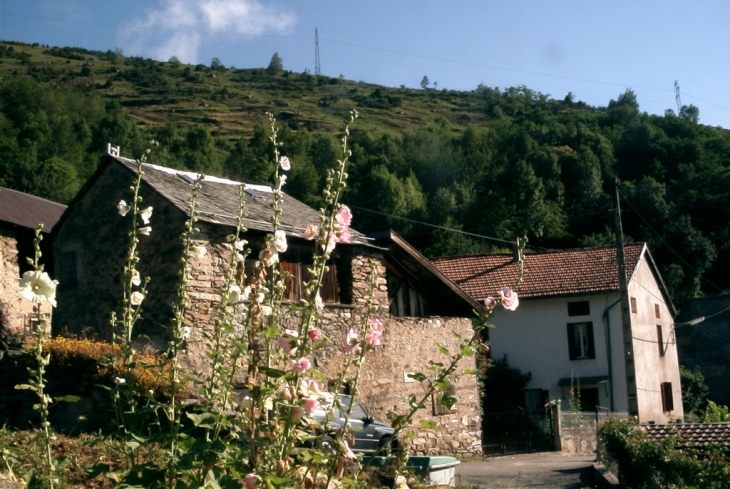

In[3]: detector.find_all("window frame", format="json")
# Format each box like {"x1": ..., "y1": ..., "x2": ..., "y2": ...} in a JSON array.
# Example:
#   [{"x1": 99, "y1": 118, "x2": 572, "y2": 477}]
[
  {"x1": 661, "y1": 382, "x2": 674, "y2": 412},
  {"x1": 567, "y1": 321, "x2": 596, "y2": 360}
]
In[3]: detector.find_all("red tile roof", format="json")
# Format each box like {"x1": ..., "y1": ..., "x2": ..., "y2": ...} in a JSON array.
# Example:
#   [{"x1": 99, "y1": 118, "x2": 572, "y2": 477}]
[
  {"x1": 0, "y1": 187, "x2": 67, "y2": 233},
  {"x1": 642, "y1": 423, "x2": 730, "y2": 448},
  {"x1": 431, "y1": 243, "x2": 646, "y2": 301}
]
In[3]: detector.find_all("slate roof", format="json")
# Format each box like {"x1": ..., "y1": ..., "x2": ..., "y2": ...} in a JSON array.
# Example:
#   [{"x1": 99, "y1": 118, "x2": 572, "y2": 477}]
[
  {"x1": 642, "y1": 423, "x2": 730, "y2": 448},
  {"x1": 431, "y1": 243, "x2": 647, "y2": 301},
  {"x1": 0, "y1": 187, "x2": 67, "y2": 233},
  {"x1": 114, "y1": 156, "x2": 369, "y2": 244}
]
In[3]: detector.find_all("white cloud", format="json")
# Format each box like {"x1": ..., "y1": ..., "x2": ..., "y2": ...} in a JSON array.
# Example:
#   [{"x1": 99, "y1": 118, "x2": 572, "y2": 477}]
[{"x1": 121, "y1": 0, "x2": 295, "y2": 64}]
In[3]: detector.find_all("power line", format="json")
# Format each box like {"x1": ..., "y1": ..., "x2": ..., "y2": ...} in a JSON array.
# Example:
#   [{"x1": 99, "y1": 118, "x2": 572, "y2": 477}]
[{"x1": 618, "y1": 188, "x2": 723, "y2": 292}]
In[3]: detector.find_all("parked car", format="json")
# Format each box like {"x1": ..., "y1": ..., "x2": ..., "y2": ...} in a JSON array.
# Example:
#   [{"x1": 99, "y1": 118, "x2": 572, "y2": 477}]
[{"x1": 309, "y1": 393, "x2": 399, "y2": 454}]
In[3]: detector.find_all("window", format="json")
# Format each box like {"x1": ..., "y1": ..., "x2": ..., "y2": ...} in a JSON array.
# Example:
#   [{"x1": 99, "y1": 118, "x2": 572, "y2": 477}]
[
  {"x1": 524, "y1": 389, "x2": 549, "y2": 416},
  {"x1": 579, "y1": 388, "x2": 599, "y2": 412},
  {"x1": 432, "y1": 378, "x2": 457, "y2": 415},
  {"x1": 57, "y1": 250, "x2": 77, "y2": 288},
  {"x1": 567, "y1": 322, "x2": 595, "y2": 360},
  {"x1": 386, "y1": 264, "x2": 428, "y2": 318},
  {"x1": 655, "y1": 304, "x2": 661, "y2": 319},
  {"x1": 657, "y1": 325, "x2": 665, "y2": 357},
  {"x1": 240, "y1": 242, "x2": 348, "y2": 304},
  {"x1": 630, "y1": 297, "x2": 637, "y2": 314},
  {"x1": 661, "y1": 382, "x2": 674, "y2": 412},
  {"x1": 568, "y1": 301, "x2": 590, "y2": 316}
]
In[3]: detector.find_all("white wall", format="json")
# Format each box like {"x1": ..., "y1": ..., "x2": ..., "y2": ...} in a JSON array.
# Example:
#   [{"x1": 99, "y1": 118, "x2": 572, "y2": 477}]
[
  {"x1": 628, "y1": 257, "x2": 684, "y2": 423},
  {"x1": 488, "y1": 292, "x2": 627, "y2": 412}
]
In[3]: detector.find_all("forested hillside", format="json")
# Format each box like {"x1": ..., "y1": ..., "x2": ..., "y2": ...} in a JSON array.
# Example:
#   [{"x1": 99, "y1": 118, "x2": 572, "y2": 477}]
[{"x1": 1, "y1": 41, "x2": 729, "y2": 307}]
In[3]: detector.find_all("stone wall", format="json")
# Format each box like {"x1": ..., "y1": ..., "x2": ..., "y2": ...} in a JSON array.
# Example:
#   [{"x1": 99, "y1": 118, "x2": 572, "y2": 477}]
[{"x1": 182, "y1": 238, "x2": 482, "y2": 456}]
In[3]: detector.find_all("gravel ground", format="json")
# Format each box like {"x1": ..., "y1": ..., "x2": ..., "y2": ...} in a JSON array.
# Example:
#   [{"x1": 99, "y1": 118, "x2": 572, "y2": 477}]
[{"x1": 456, "y1": 452, "x2": 598, "y2": 489}]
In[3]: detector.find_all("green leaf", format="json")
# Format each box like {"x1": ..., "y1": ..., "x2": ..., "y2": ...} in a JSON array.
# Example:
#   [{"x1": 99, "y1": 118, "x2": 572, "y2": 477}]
[
  {"x1": 419, "y1": 420, "x2": 438, "y2": 429},
  {"x1": 460, "y1": 345, "x2": 475, "y2": 357},
  {"x1": 261, "y1": 367, "x2": 287, "y2": 379},
  {"x1": 440, "y1": 393, "x2": 457, "y2": 410},
  {"x1": 437, "y1": 344, "x2": 450, "y2": 356},
  {"x1": 435, "y1": 379, "x2": 452, "y2": 389},
  {"x1": 407, "y1": 372, "x2": 426, "y2": 382},
  {"x1": 263, "y1": 326, "x2": 280, "y2": 338},
  {"x1": 186, "y1": 411, "x2": 216, "y2": 429},
  {"x1": 463, "y1": 368, "x2": 477, "y2": 375}
]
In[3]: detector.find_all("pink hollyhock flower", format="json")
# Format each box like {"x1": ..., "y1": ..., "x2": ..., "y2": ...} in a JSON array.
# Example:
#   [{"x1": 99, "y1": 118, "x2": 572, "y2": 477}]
[
  {"x1": 342, "y1": 327, "x2": 360, "y2": 355},
  {"x1": 308, "y1": 328, "x2": 322, "y2": 342},
  {"x1": 325, "y1": 234, "x2": 338, "y2": 253},
  {"x1": 500, "y1": 287, "x2": 519, "y2": 311},
  {"x1": 303, "y1": 396, "x2": 319, "y2": 415},
  {"x1": 244, "y1": 474, "x2": 259, "y2": 489},
  {"x1": 336, "y1": 226, "x2": 352, "y2": 244},
  {"x1": 335, "y1": 205, "x2": 352, "y2": 227},
  {"x1": 365, "y1": 317, "x2": 384, "y2": 348},
  {"x1": 484, "y1": 296, "x2": 497, "y2": 309},
  {"x1": 303, "y1": 223, "x2": 319, "y2": 240},
  {"x1": 290, "y1": 357, "x2": 312, "y2": 373},
  {"x1": 299, "y1": 379, "x2": 323, "y2": 397}
]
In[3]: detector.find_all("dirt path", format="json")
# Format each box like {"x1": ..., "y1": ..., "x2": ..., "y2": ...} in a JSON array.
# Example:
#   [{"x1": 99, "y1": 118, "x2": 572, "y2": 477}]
[{"x1": 456, "y1": 452, "x2": 597, "y2": 489}]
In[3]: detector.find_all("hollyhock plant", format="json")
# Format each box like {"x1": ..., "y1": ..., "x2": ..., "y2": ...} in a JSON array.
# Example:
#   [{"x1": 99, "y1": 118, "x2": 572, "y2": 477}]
[
  {"x1": 130, "y1": 291, "x2": 145, "y2": 306},
  {"x1": 275, "y1": 230, "x2": 288, "y2": 253},
  {"x1": 302, "y1": 223, "x2": 319, "y2": 240},
  {"x1": 192, "y1": 244, "x2": 207, "y2": 259},
  {"x1": 278, "y1": 329, "x2": 299, "y2": 356},
  {"x1": 244, "y1": 473, "x2": 259, "y2": 489},
  {"x1": 484, "y1": 296, "x2": 496, "y2": 309},
  {"x1": 289, "y1": 357, "x2": 312, "y2": 374},
  {"x1": 342, "y1": 327, "x2": 360, "y2": 355},
  {"x1": 117, "y1": 200, "x2": 130, "y2": 216},
  {"x1": 140, "y1": 206, "x2": 153, "y2": 224},
  {"x1": 302, "y1": 396, "x2": 319, "y2": 415},
  {"x1": 335, "y1": 205, "x2": 352, "y2": 227},
  {"x1": 500, "y1": 286, "x2": 519, "y2": 311},
  {"x1": 308, "y1": 328, "x2": 322, "y2": 342},
  {"x1": 138, "y1": 226, "x2": 152, "y2": 236},
  {"x1": 365, "y1": 317, "x2": 384, "y2": 348},
  {"x1": 279, "y1": 155, "x2": 291, "y2": 171},
  {"x1": 19, "y1": 270, "x2": 59, "y2": 307}
]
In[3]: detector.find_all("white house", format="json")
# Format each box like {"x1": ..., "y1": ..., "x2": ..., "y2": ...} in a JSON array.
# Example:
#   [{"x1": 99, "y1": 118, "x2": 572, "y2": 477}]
[{"x1": 433, "y1": 243, "x2": 684, "y2": 424}]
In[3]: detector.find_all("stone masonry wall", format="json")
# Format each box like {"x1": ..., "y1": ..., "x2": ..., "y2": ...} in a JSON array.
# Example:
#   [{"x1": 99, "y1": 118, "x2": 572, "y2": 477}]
[{"x1": 182, "y1": 235, "x2": 482, "y2": 456}]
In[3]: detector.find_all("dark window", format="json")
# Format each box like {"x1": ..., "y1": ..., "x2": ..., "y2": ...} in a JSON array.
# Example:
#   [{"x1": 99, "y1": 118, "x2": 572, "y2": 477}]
[
  {"x1": 524, "y1": 389, "x2": 549, "y2": 415},
  {"x1": 568, "y1": 301, "x2": 590, "y2": 316},
  {"x1": 567, "y1": 322, "x2": 595, "y2": 360},
  {"x1": 579, "y1": 387, "x2": 599, "y2": 412},
  {"x1": 661, "y1": 382, "x2": 674, "y2": 412},
  {"x1": 657, "y1": 325, "x2": 665, "y2": 357},
  {"x1": 432, "y1": 378, "x2": 457, "y2": 415},
  {"x1": 655, "y1": 304, "x2": 661, "y2": 319},
  {"x1": 386, "y1": 264, "x2": 428, "y2": 318},
  {"x1": 57, "y1": 251, "x2": 77, "y2": 288},
  {"x1": 630, "y1": 297, "x2": 637, "y2": 314}
]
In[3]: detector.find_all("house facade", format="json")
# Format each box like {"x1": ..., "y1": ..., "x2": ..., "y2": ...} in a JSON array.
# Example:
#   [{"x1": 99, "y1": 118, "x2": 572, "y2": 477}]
[
  {"x1": 0, "y1": 187, "x2": 66, "y2": 339},
  {"x1": 52, "y1": 154, "x2": 485, "y2": 455},
  {"x1": 433, "y1": 244, "x2": 684, "y2": 424}
]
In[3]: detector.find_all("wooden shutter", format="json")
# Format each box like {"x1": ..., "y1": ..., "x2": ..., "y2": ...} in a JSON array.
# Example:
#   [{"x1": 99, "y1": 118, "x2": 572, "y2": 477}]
[
  {"x1": 661, "y1": 382, "x2": 674, "y2": 411},
  {"x1": 585, "y1": 322, "x2": 595, "y2": 359},
  {"x1": 320, "y1": 263, "x2": 339, "y2": 303},
  {"x1": 567, "y1": 324, "x2": 578, "y2": 360},
  {"x1": 657, "y1": 325, "x2": 665, "y2": 357},
  {"x1": 279, "y1": 261, "x2": 301, "y2": 301}
]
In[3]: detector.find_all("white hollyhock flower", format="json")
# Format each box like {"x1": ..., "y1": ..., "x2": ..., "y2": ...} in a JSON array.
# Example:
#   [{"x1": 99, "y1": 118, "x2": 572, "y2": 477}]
[
  {"x1": 139, "y1": 206, "x2": 153, "y2": 225},
  {"x1": 182, "y1": 326, "x2": 192, "y2": 340},
  {"x1": 274, "y1": 230, "x2": 288, "y2": 253},
  {"x1": 130, "y1": 269, "x2": 141, "y2": 286},
  {"x1": 19, "y1": 270, "x2": 59, "y2": 307},
  {"x1": 260, "y1": 305, "x2": 273, "y2": 316},
  {"x1": 138, "y1": 226, "x2": 152, "y2": 236},
  {"x1": 279, "y1": 155, "x2": 291, "y2": 171},
  {"x1": 117, "y1": 200, "x2": 130, "y2": 216},
  {"x1": 131, "y1": 291, "x2": 145, "y2": 306}
]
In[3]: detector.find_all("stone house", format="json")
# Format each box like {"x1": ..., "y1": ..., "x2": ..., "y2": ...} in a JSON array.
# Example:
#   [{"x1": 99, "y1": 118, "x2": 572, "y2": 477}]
[
  {"x1": 52, "y1": 154, "x2": 486, "y2": 455},
  {"x1": 0, "y1": 187, "x2": 66, "y2": 339},
  {"x1": 433, "y1": 243, "x2": 684, "y2": 424}
]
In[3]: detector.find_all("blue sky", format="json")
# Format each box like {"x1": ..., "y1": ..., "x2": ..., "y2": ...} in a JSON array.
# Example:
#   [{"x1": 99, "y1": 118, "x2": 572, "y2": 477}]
[{"x1": 4, "y1": 0, "x2": 730, "y2": 128}]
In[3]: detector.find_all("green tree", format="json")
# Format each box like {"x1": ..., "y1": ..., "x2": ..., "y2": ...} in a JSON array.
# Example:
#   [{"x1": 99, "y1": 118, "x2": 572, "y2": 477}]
[
  {"x1": 267, "y1": 52, "x2": 284, "y2": 74},
  {"x1": 680, "y1": 365, "x2": 709, "y2": 417},
  {"x1": 420, "y1": 75, "x2": 430, "y2": 89}
]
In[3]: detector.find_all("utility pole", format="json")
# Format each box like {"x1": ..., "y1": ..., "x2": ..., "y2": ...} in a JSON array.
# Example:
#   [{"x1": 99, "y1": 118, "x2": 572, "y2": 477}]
[
  {"x1": 314, "y1": 28, "x2": 321, "y2": 76},
  {"x1": 614, "y1": 179, "x2": 639, "y2": 417}
]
